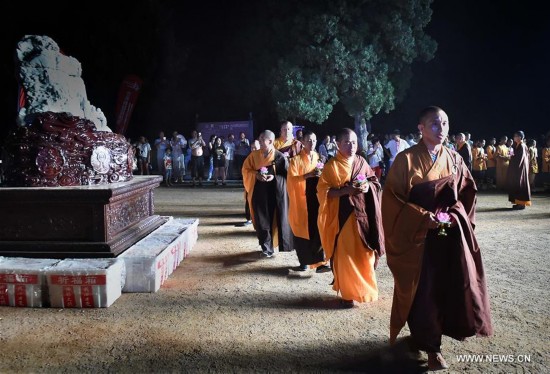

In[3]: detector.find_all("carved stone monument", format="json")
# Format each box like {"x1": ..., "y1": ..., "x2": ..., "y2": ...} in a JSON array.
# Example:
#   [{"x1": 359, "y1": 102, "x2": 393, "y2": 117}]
[{"x1": 0, "y1": 35, "x2": 163, "y2": 258}]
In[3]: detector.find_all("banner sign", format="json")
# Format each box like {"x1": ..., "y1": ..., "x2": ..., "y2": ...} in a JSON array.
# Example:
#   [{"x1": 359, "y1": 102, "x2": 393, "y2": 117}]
[
  {"x1": 196, "y1": 120, "x2": 254, "y2": 143},
  {"x1": 115, "y1": 74, "x2": 143, "y2": 135}
]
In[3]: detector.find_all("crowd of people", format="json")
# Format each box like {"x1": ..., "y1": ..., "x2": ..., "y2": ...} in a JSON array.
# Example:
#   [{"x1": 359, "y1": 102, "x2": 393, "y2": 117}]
[{"x1": 129, "y1": 130, "x2": 253, "y2": 187}]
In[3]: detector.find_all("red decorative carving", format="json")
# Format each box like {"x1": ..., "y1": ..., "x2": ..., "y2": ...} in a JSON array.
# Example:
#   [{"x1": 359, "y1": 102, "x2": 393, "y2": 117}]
[{"x1": 3, "y1": 112, "x2": 134, "y2": 187}]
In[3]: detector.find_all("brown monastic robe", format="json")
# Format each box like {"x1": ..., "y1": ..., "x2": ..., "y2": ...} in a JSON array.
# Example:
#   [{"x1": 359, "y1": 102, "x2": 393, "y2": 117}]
[
  {"x1": 507, "y1": 141, "x2": 531, "y2": 206},
  {"x1": 382, "y1": 141, "x2": 492, "y2": 347}
]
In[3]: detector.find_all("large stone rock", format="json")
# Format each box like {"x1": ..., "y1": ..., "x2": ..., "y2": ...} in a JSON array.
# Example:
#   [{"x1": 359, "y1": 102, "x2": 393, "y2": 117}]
[{"x1": 16, "y1": 35, "x2": 109, "y2": 131}]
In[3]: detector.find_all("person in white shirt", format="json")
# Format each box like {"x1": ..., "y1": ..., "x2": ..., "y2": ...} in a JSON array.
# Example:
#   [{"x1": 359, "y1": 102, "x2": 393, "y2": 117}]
[
  {"x1": 366, "y1": 137, "x2": 384, "y2": 179},
  {"x1": 224, "y1": 134, "x2": 236, "y2": 179},
  {"x1": 384, "y1": 129, "x2": 409, "y2": 168},
  {"x1": 154, "y1": 131, "x2": 169, "y2": 175},
  {"x1": 136, "y1": 136, "x2": 152, "y2": 175},
  {"x1": 169, "y1": 131, "x2": 187, "y2": 183}
]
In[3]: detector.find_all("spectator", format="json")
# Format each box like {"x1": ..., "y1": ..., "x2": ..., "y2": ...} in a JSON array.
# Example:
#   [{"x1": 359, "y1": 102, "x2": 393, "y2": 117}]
[
  {"x1": 224, "y1": 134, "x2": 236, "y2": 180},
  {"x1": 234, "y1": 132, "x2": 251, "y2": 180},
  {"x1": 384, "y1": 129, "x2": 409, "y2": 168},
  {"x1": 136, "y1": 136, "x2": 151, "y2": 175}
]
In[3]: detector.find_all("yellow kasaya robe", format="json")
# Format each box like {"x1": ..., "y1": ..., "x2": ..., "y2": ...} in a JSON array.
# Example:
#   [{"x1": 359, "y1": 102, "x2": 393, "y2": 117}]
[
  {"x1": 472, "y1": 147, "x2": 486, "y2": 171},
  {"x1": 382, "y1": 141, "x2": 492, "y2": 346},
  {"x1": 495, "y1": 144, "x2": 510, "y2": 189},
  {"x1": 485, "y1": 145, "x2": 496, "y2": 168},
  {"x1": 274, "y1": 138, "x2": 303, "y2": 158},
  {"x1": 317, "y1": 152, "x2": 383, "y2": 303},
  {"x1": 287, "y1": 150, "x2": 326, "y2": 268},
  {"x1": 542, "y1": 147, "x2": 550, "y2": 173}
]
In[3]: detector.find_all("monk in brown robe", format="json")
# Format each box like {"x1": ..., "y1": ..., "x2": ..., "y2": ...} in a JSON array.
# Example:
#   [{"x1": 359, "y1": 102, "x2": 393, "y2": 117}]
[
  {"x1": 382, "y1": 106, "x2": 492, "y2": 371},
  {"x1": 242, "y1": 130, "x2": 293, "y2": 257},
  {"x1": 274, "y1": 121, "x2": 303, "y2": 158},
  {"x1": 317, "y1": 128, "x2": 384, "y2": 308},
  {"x1": 507, "y1": 131, "x2": 531, "y2": 209},
  {"x1": 287, "y1": 131, "x2": 329, "y2": 272}
]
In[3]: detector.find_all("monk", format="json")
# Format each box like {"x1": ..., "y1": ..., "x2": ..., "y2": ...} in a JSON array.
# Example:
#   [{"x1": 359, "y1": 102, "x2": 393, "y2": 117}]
[
  {"x1": 485, "y1": 137, "x2": 497, "y2": 188},
  {"x1": 455, "y1": 133, "x2": 472, "y2": 171},
  {"x1": 242, "y1": 130, "x2": 293, "y2": 257},
  {"x1": 274, "y1": 121, "x2": 303, "y2": 158},
  {"x1": 382, "y1": 106, "x2": 492, "y2": 371},
  {"x1": 317, "y1": 128, "x2": 384, "y2": 308},
  {"x1": 287, "y1": 131, "x2": 330, "y2": 272},
  {"x1": 507, "y1": 131, "x2": 531, "y2": 210},
  {"x1": 495, "y1": 135, "x2": 510, "y2": 190}
]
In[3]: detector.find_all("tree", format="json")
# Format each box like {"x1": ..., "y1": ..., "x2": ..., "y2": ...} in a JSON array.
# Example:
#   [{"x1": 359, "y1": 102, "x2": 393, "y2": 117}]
[{"x1": 269, "y1": 0, "x2": 437, "y2": 148}]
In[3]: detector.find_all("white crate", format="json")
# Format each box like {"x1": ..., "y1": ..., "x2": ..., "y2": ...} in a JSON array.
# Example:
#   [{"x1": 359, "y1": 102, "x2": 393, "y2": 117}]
[
  {"x1": 0, "y1": 258, "x2": 60, "y2": 307},
  {"x1": 120, "y1": 217, "x2": 199, "y2": 293},
  {"x1": 45, "y1": 258, "x2": 125, "y2": 308}
]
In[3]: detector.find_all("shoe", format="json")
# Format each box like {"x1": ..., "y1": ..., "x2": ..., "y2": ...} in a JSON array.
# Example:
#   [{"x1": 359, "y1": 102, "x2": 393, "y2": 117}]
[
  {"x1": 427, "y1": 352, "x2": 449, "y2": 371},
  {"x1": 293, "y1": 265, "x2": 308, "y2": 271},
  {"x1": 222, "y1": 182, "x2": 226, "y2": 186},
  {"x1": 512, "y1": 204, "x2": 526, "y2": 210},
  {"x1": 260, "y1": 252, "x2": 274, "y2": 258},
  {"x1": 244, "y1": 220, "x2": 252, "y2": 226},
  {"x1": 339, "y1": 299, "x2": 355, "y2": 309},
  {"x1": 316, "y1": 264, "x2": 332, "y2": 273}
]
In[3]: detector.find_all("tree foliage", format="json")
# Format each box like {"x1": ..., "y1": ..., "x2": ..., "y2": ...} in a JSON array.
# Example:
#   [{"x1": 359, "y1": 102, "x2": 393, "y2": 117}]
[{"x1": 268, "y1": 0, "x2": 437, "y2": 124}]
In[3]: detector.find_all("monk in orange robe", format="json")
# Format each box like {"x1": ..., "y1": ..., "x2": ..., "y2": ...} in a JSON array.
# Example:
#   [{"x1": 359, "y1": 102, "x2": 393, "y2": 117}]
[
  {"x1": 287, "y1": 131, "x2": 329, "y2": 272},
  {"x1": 274, "y1": 121, "x2": 303, "y2": 158},
  {"x1": 242, "y1": 130, "x2": 293, "y2": 257},
  {"x1": 317, "y1": 128, "x2": 384, "y2": 308},
  {"x1": 382, "y1": 106, "x2": 492, "y2": 371},
  {"x1": 495, "y1": 136, "x2": 510, "y2": 190},
  {"x1": 485, "y1": 137, "x2": 497, "y2": 188}
]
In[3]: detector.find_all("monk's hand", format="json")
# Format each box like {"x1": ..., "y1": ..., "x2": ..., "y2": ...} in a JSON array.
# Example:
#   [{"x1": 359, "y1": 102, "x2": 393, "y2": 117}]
[
  {"x1": 304, "y1": 171, "x2": 317, "y2": 179},
  {"x1": 349, "y1": 184, "x2": 366, "y2": 196},
  {"x1": 256, "y1": 173, "x2": 270, "y2": 182},
  {"x1": 359, "y1": 182, "x2": 370, "y2": 194},
  {"x1": 264, "y1": 174, "x2": 275, "y2": 182},
  {"x1": 427, "y1": 213, "x2": 440, "y2": 230}
]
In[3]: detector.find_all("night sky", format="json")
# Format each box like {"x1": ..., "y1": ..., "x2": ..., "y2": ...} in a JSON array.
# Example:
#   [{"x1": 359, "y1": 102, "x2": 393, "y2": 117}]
[{"x1": 1, "y1": 0, "x2": 548, "y2": 143}]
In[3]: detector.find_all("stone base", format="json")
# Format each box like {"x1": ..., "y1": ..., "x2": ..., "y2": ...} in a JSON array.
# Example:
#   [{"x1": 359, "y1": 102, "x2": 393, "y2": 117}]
[{"x1": 0, "y1": 176, "x2": 165, "y2": 258}]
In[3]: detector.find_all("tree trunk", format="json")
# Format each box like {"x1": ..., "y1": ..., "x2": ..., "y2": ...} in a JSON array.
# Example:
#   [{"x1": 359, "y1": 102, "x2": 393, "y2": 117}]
[{"x1": 354, "y1": 112, "x2": 369, "y2": 153}]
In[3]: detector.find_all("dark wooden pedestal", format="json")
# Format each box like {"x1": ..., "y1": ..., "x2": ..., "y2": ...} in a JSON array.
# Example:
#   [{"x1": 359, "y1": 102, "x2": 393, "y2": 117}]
[{"x1": 0, "y1": 176, "x2": 166, "y2": 258}]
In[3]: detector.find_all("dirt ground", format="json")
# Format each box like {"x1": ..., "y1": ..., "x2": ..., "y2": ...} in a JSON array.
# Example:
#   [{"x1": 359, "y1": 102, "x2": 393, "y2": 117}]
[{"x1": 0, "y1": 185, "x2": 549, "y2": 373}]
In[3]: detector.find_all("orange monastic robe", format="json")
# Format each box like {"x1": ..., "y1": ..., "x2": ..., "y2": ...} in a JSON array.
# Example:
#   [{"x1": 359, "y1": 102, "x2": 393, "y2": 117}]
[
  {"x1": 472, "y1": 147, "x2": 486, "y2": 171},
  {"x1": 317, "y1": 152, "x2": 379, "y2": 303},
  {"x1": 242, "y1": 149, "x2": 275, "y2": 227},
  {"x1": 287, "y1": 150, "x2": 319, "y2": 239},
  {"x1": 485, "y1": 145, "x2": 496, "y2": 168},
  {"x1": 274, "y1": 138, "x2": 303, "y2": 158},
  {"x1": 496, "y1": 144, "x2": 510, "y2": 189},
  {"x1": 542, "y1": 147, "x2": 550, "y2": 173}
]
